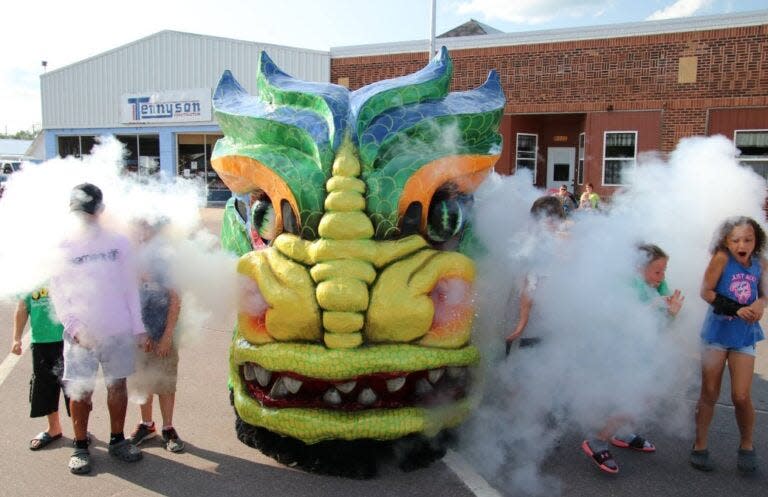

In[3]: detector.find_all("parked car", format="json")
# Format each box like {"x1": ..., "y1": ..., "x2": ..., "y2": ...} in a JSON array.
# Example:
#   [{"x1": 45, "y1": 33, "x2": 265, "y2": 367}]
[
  {"x1": 1, "y1": 162, "x2": 21, "y2": 174},
  {"x1": 0, "y1": 173, "x2": 8, "y2": 198}
]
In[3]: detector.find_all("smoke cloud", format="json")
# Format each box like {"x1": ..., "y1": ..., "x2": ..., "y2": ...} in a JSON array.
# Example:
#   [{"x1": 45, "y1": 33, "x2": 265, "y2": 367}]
[
  {"x1": 461, "y1": 135, "x2": 766, "y2": 494},
  {"x1": 0, "y1": 136, "x2": 239, "y2": 400}
]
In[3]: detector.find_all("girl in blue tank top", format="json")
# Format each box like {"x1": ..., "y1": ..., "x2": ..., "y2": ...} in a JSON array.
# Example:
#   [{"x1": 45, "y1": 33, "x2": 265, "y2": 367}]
[{"x1": 691, "y1": 216, "x2": 766, "y2": 474}]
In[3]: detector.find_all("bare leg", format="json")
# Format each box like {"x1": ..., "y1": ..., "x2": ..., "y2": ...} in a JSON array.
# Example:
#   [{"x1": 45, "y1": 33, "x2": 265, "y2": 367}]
[
  {"x1": 158, "y1": 393, "x2": 175, "y2": 428},
  {"x1": 70, "y1": 393, "x2": 93, "y2": 442},
  {"x1": 106, "y1": 378, "x2": 128, "y2": 435},
  {"x1": 728, "y1": 351, "x2": 756, "y2": 451},
  {"x1": 46, "y1": 411, "x2": 63, "y2": 437},
  {"x1": 694, "y1": 348, "x2": 728, "y2": 451},
  {"x1": 139, "y1": 396, "x2": 154, "y2": 425},
  {"x1": 597, "y1": 414, "x2": 633, "y2": 441}
]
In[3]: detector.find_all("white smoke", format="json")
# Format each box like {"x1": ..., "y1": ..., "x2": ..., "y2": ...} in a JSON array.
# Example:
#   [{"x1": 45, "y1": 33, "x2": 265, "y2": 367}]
[
  {"x1": 0, "y1": 136, "x2": 239, "y2": 400},
  {"x1": 461, "y1": 135, "x2": 766, "y2": 494}
]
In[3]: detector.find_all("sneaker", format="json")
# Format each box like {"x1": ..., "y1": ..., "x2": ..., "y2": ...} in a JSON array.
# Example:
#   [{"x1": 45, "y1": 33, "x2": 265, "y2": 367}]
[
  {"x1": 129, "y1": 423, "x2": 156, "y2": 445},
  {"x1": 162, "y1": 427, "x2": 185, "y2": 453},
  {"x1": 690, "y1": 447, "x2": 714, "y2": 472},
  {"x1": 68, "y1": 448, "x2": 91, "y2": 475}
]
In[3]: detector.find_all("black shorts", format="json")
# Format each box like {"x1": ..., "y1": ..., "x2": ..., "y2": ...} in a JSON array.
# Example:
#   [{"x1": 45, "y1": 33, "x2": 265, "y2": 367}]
[{"x1": 30, "y1": 342, "x2": 70, "y2": 418}]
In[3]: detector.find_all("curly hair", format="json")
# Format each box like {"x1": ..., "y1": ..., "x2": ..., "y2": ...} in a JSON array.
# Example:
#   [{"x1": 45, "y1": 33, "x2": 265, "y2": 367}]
[{"x1": 709, "y1": 216, "x2": 767, "y2": 257}]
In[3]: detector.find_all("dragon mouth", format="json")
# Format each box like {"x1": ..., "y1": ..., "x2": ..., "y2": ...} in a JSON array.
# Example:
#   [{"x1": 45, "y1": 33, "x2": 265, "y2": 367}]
[{"x1": 241, "y1": 363, "x2": 470, "y2": 410}]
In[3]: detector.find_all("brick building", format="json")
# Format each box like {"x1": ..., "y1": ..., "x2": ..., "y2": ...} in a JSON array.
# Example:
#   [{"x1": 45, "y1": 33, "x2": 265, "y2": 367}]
[{"x1": 330, "y1": 10, "x2": 768, "y2": 199}]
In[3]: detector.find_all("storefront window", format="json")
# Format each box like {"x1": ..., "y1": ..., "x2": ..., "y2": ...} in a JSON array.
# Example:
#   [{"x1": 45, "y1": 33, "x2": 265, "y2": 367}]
[
  {"x1": 735, "y1": 130, "x2": 768, "y2": 179},
  {"x1": 177, "y1": 133, "x2": 227, "y2": 201},
  {"x1": 516, "y1": 133, "x2": 537, "y2": 176},
  {"x1": 57, "y1": 135, "x2": 97, "y2": 158},
  {"x1": 116, "y1": 134, "x2": 160, "y2": 177},
  {"x1": 603, "y1": 131, "x2": 637, "y2": 185}
]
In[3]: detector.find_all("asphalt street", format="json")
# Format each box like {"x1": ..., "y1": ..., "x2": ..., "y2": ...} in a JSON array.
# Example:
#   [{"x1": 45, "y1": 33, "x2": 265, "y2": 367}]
[{"x1": 0, "y1": 207, "x2": 765, "y2": 497}]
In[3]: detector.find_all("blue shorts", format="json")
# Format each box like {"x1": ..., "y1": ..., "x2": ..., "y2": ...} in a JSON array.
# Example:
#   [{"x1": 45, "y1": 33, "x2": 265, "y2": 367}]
[{"x1": 703, "y1": 341, "x2": 757, "y2": 357}]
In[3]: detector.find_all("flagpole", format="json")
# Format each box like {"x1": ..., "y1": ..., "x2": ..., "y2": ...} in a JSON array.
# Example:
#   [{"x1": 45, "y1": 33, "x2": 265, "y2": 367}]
[{"x1": 429, "y1": 0, "x2": 437, "y2": 57}]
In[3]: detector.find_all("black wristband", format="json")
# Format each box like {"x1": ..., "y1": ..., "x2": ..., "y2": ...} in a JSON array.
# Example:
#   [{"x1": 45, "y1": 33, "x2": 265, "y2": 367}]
[{"x1": 712, "y1": 293, "x2": 744, "y2": 316}]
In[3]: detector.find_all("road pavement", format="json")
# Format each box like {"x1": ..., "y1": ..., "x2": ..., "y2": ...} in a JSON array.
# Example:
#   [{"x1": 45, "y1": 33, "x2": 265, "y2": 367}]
[{"x1": 0, "y1": 207, "x2": 765, "y2": 496}]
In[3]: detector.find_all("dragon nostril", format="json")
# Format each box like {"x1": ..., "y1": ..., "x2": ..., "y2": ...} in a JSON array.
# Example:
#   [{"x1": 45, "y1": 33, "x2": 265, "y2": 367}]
[{"x1": 430, "y1": 278, "x2": 471, "y2": 328}]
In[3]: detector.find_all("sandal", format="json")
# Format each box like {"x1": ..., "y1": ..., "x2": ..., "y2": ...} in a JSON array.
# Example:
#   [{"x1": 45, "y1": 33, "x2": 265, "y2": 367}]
[
  {"x1": 581, "y1": 440, "x2": 619, "y2": 474},
  {"x1": 108, "y1": 439, "x2": 142, "y2": 463},
  {"x1": 610, "y1": 434, "x2": 656, "y2": 453},
  {"x1": 29, "y1": 431, "x2": 62, "y2": 451},
  {"x1": 69, "y1": 448, "x2": 91, "y2": 475},
  {"x1": 737, "y1": 448, "x2": 757, "y2": 474}
]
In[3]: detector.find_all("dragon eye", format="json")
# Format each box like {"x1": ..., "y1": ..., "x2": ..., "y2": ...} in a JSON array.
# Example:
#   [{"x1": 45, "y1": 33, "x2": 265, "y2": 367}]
[
  {"x1": 248, "y1": 190, "x2": 277, "y2": 247},
  {"x1": 426, "y1": 184, "x2": 472, "y2": 245}
]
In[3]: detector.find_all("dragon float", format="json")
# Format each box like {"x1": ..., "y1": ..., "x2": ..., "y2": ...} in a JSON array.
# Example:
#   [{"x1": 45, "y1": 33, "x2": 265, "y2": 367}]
[{"x1": 212, "y1": 47, "x2": 505, "y2": 477}]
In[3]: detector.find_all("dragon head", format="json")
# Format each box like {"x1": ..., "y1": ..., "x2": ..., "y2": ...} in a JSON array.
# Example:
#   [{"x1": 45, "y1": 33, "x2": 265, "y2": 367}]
[{"x1": 213, "y1": 48, "x2": 505, "y2": 445}]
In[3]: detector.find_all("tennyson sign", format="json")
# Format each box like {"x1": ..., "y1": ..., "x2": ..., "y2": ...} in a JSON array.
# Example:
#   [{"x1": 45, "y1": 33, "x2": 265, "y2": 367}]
[{"x1": 120, "y1": 89, "x2": 212, "y2": 124}]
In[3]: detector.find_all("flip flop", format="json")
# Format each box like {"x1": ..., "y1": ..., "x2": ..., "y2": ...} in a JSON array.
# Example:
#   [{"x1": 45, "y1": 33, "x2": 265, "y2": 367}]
[
  {"x1": 581, "y1": 440, "x2": 619, "y2": 474},
  {"x1": 610, "y1": 435, "x2": 656, "y2": 453},
  {"x1": 29, "y1": 431, "x2": 62, "y2": 451}
]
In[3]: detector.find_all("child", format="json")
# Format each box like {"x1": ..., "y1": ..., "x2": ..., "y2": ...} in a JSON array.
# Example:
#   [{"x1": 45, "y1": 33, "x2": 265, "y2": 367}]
[
  {"x1": 128, "y1": 219, "x2": 185, "y2": 452},
  {"x1": 505, "y1": 195, "x2": 567, "y2": 351},
  {"x1": 581, "y1": 243, "x2": 684, "y2": 474},
  {"x1": 11, "y1": 287, "x2": 70, "y2": 450},
  {"x1": 690, "y1": 216, "x2": 766, "y2": 473},
  {"x1": 579, "y1": 183, "x2": 600, "y2": 210}
]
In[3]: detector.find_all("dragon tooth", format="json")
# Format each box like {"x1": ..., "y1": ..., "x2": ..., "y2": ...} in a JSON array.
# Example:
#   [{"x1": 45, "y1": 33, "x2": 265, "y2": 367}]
[
  {"x1": 269, "y1": 378, "x2": 288, "y2": 398},
  {"x1": 415, "y1": 378, "x2": 434, "y2": 396},
  {"x1": 386, "y1": 376, "x2": 406, "y2": 393},
  {"x1": 357, "y1": 388, "x2": 377, "y2": 406},
  {"x1": 243, "y1": 363, "x2": 257, "y2": 381},
  {"x1": 323, "y1": 388, "x2": 342, "y2": 405},
  {"x1": 336, "y1": 381, "x2": 356, "y2": 394},
  {"x1": 254, "y1": 366, "x2": 272, "y2": 387},
  {"x1": 446, "y1": 366, "x2": 466, "y2": 380},
  {"x1": 428, "y1": 368, "x2": 445, "y2": 384},
  {"x1": 283, "y1": 376, "x2": 303, "y2": 394}
]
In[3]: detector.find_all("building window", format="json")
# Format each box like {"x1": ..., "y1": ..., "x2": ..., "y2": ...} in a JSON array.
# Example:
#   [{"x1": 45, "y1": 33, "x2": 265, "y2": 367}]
[
  {"x1": 177, "y1": 133, "x2": 227, "y2": 200},
  {"x1": 602, "y1": 131, "x2": 637, "y2": 185},
  {"x1": 516, "y1": 133, "x2": 538, "y2": 176},
  {"x1": 735, "y1": 130, "x2": 768, "y2": 179},
  {"x1": 116, "y1": 134, "x2": 160, "y2": 177},
  {"x1": 57, "y1": 135, "x2": 97, "y2": 158},
  {"x1": 577, "y1": 132, "x2": 585, "y2": 184}
]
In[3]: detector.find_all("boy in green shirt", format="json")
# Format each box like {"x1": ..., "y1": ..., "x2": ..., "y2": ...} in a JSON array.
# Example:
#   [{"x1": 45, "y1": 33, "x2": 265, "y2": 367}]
[{"x1": 11, "y1": 287, "x2": 70, "y2": 450}]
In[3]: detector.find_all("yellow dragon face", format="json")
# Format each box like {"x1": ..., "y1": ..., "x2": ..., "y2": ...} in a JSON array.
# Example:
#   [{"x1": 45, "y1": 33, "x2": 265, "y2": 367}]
[{"x1": 214, "y1": 48, "x2": 505, "y2": 446}]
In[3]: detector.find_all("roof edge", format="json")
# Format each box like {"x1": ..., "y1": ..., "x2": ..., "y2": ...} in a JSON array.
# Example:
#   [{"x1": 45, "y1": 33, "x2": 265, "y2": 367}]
[{"x1": 330, "y1": 9, "x2": 768, "y2": 58}]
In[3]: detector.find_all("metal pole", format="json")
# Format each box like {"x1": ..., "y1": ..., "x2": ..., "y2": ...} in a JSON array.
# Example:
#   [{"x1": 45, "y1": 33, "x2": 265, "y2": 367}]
[{"x1": 429, "y1": 0, "x2": 436, "y2": 58}]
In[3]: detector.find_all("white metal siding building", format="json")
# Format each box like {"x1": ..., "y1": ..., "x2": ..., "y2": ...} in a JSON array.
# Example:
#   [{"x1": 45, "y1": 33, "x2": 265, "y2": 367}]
[{"x1": 41, "y1": 30, "x2": 330, "y2": 201}]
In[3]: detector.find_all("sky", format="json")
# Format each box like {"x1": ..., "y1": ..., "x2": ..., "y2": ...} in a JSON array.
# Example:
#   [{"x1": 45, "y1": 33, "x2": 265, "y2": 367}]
[{"x1": 2, "y1": 0, "x2": 766, "y2": 134}]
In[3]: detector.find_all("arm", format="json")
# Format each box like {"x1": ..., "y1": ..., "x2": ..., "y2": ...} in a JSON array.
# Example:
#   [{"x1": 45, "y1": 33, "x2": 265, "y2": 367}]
[
  {"x1": 700, "y1": 251, "x2": 728, "y2": 304},
  {"x1": 506, "y1": 286, "x2": 532, "y2": 343},
  {"x1": 155, "y1": 289, "x2": 180, "y2": 357},
  {"x1": 11, "y1": 300, "x2": 28, "y2": 355},
  {"x1": 742, "y1": 258, "x2": 768, "y2": 323}
]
